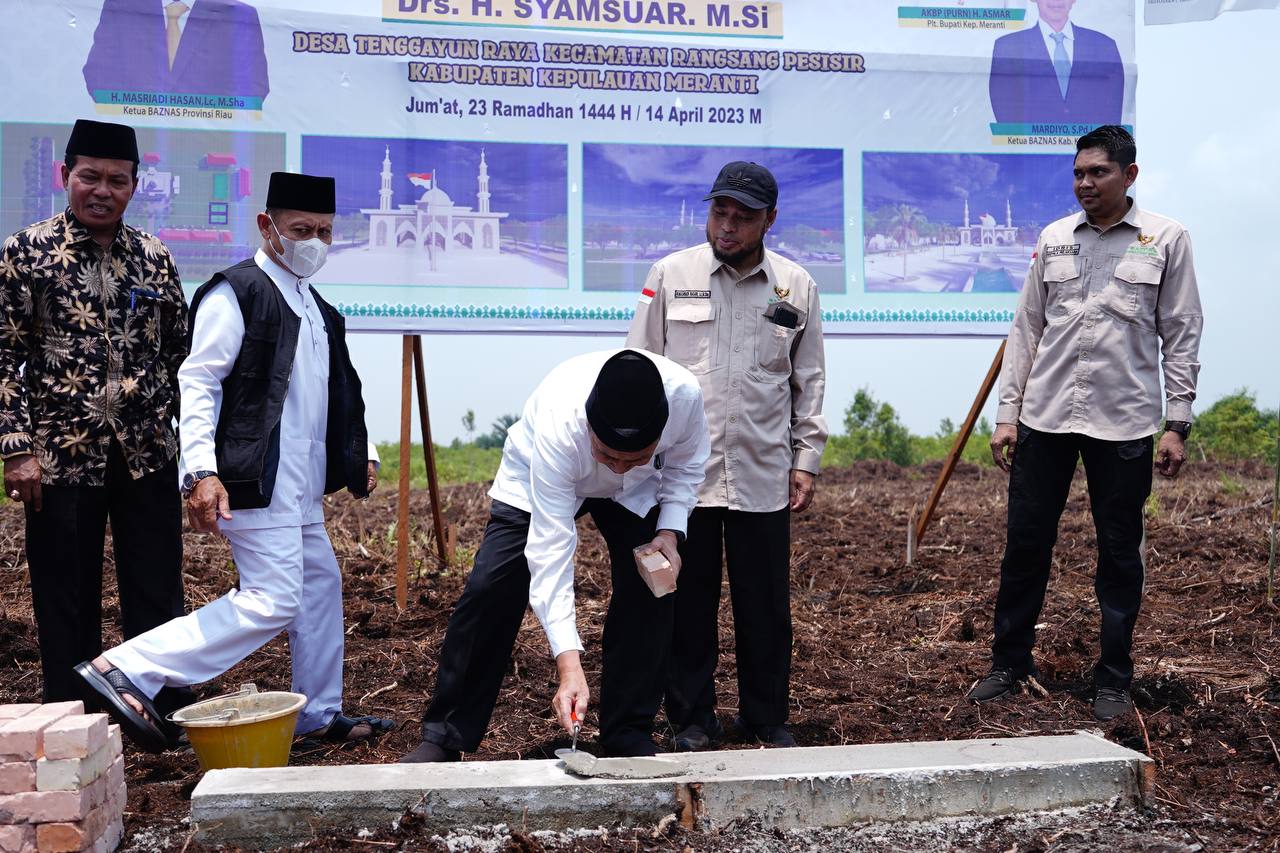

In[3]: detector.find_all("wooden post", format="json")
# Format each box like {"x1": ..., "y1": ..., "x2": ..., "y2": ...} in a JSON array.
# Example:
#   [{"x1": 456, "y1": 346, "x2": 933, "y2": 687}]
[
  {"x1": 412, "y1": 336, "x2": 451, "y2": 567},
  {"x1": 395, "y1": 336, "x2": 413, "y2": 610},
  {"x1": 1268, "y1": 407, "x2": 1278, "y2": 606},
  {"x1": 908, "y1": 340, "x2": 1006, "y2": 561}
]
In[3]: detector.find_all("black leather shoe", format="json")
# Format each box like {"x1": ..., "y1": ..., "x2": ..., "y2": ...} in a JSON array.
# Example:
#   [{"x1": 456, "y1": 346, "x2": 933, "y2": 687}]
[
  {"x1": 1093, "y1": 687, "x2": 1133, "y2": 722},
  {"x1": 967, "y1": 668, "x2": 1021, "y2": 703},
  {"x1": 671, "y1": 723, "x2": 721, "y2": 752},
  {"x1": 735, "y1": 717, "x2": 797, "y2": 748},
  {"x1": 398, "y1": 740, "x2": 460, "y2": 763}
]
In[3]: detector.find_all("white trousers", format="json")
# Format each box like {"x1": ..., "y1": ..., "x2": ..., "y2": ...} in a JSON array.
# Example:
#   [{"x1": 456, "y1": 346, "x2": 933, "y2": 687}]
[{"x1": 104, "y1": 523, "x2": 345, "y2": 734}]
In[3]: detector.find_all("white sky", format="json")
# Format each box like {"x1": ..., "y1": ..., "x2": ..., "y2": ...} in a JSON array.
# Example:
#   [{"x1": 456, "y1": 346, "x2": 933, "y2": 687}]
[{"x1": 350, "y1": 6, "x2": 1280, "y2": 445}]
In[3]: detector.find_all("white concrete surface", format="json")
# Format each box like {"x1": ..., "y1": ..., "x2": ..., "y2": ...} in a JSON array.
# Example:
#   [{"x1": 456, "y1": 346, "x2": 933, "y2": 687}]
[{"x1": 190, "y1": 731, "x2": 1153, "y2": 846}]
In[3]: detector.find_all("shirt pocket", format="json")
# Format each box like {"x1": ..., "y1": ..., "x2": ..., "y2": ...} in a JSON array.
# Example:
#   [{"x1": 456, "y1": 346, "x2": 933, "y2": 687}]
[
  {"x1": 127, "y1": 290, "x2": 181, "y2": 363},
  {"x1": 756, "y1": 314, "x2": 801, "y2": 375},
  {"x1": 1106, "y1": 259, "x2": 1163, "y2": 326},
  {"x1": 665, "y1": 300, "x2": 717, "y2": 372},
  {"x1": 237, "y1": 319, "x2": 280, "y2": 380},
  {"x1": 1043, "y1": 258, "x2": 1082, "y2": 319}
]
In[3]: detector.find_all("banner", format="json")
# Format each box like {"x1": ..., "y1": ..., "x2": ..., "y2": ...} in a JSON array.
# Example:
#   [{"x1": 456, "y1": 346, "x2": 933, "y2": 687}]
[
  {"x1": 1146, "y1": 0, "x2": 1278, "y2": 24},
  {"x1": 0, "y1": 1, "x2": 1136, "y2": 336}
]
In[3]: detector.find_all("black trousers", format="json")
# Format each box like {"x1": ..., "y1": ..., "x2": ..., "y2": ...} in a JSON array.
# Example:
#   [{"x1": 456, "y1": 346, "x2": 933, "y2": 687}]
[
  {"x1": 421, "y1": 498, "x2": 672, "y2": 754},
  {"x1": 665, "y1": 506, "x2": 792, "y2": 732},
  {"x1": 25, "y1": 442, "x2": 192, "y2": 713},
  {"x1": 992, "y1": 424, "x2": 1153, "y2": 689}
]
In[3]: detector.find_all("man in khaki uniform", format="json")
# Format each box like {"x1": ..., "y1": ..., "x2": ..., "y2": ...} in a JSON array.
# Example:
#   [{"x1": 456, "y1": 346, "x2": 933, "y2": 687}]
[
  {"x1": 968, "y1": 125, "x2": 1203, "y2": 721},
  {"x1": 627, "y1": 161, "x2": 827, "y2": 749}
]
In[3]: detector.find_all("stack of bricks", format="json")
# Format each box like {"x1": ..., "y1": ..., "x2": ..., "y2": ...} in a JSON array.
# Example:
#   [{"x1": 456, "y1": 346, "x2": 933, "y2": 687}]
[{"x1": 0, "y1": 702, "x2": 125, "y2": 853}]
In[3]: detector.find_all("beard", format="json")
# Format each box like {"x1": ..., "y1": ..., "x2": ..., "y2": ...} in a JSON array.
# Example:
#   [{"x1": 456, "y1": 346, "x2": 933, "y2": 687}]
[{"x1": 707, "y1": 227, "x2": 763, "y2": 269}]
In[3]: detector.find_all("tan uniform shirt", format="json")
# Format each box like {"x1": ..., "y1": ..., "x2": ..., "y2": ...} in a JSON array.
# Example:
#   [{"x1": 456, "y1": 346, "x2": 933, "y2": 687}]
[
  {"x1": 996, "y1": 201, "x2": 1203, "y2": 441},
  {"x1": 626, "y1": 244, "x2": 827, "y2": 512}
]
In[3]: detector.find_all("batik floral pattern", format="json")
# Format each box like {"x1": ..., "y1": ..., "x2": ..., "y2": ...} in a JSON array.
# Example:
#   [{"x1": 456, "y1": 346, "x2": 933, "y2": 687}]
[{"x1": 0, "y1": 209, "x2": 187, "y2": 484}]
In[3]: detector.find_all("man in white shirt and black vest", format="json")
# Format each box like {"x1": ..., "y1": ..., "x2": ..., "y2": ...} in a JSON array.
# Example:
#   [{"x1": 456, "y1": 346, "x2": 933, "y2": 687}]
[
  {"x1": 400, "y1": 349, "x2": 710, "y2": 762},
  {"x1": 74, "y1": 172, "x2": 392, "y2": 752}
]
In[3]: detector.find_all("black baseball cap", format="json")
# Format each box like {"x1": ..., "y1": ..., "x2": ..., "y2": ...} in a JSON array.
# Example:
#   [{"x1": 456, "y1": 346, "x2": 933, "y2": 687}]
[{"x1": 703, "y1": 161, "x2": 778, "y2": 210}]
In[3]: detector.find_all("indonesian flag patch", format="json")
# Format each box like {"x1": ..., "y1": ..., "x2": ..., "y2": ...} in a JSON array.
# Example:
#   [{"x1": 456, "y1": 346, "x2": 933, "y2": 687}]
[{"x1": 638, "y1": 286, "x2": 656, "y2": 305}]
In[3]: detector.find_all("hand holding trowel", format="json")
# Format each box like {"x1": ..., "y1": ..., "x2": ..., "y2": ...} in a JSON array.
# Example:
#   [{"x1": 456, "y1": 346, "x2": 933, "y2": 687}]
[{"x1": 554, "y1": 710, "x2": 686, "y2": 779}]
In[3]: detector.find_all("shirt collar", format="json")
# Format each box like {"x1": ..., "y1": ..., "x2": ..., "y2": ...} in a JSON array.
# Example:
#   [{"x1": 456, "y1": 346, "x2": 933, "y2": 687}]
[
  {"x1": 255, "y1": 246, "x2": 308, "y2": 285},
  {"x1": 1038, "y1": 19, "x2": 1074, "y2": 44},
  {"x1": 1073, "y1": 197, "x2": 1140, "y2": 234},
  {"x1": 61, "y1": 207, "x2": 131, "y2": 253},
  {"x1": 707, "y1": 245, "x2": 773, "y2": 286}
]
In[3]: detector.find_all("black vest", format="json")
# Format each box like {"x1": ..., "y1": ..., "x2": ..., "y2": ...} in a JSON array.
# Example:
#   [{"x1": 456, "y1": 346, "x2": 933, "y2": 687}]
[{"x1": 189, "y1": 258, "x2": 370, "y2": 510}]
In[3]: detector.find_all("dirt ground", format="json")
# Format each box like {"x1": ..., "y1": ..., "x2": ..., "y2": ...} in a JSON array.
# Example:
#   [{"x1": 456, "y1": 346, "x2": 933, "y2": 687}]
[{"x1": 0, "y1": 460, "x2": 1276, "y2": 852}]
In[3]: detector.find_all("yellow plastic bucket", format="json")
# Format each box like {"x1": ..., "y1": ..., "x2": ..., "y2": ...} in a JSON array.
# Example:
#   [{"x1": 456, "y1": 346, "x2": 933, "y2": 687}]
[{"x1": 169, "y1": 684, "x2": 306, "y2": 771}]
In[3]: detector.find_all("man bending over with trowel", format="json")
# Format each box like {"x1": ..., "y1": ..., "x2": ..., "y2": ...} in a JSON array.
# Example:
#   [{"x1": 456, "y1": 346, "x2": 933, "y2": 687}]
[{"x1": 400, "y1": 349, "x2": 709, "y2": 761}]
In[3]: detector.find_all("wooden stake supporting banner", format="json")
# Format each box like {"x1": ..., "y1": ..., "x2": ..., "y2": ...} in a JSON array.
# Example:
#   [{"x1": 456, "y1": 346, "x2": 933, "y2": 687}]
[
  {"x1": 395, "y1": 336, "x2": 412, "y2": 610},
  {"x1": 1268, "y1": 407, "x2": 1278, "y2": 607},
  {"x1": 908, "y1": 340, "x2": 1007, "y2": 563},
  {"x1": 412, "y1": 336, "x2": 450, "y2": 567},
  {"x1": 394, "y1": 335, "x2": 454, "y2": 611}
]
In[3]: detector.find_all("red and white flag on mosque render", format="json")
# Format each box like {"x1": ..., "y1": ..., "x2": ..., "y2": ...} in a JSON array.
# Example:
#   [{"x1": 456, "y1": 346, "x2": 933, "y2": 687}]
[
  {"x1": 1146, "y1": 0, "x2": 1278, "y2": 24},
  {"x1": 407, "y1": 171, "x2": 434, "y2": 189}
]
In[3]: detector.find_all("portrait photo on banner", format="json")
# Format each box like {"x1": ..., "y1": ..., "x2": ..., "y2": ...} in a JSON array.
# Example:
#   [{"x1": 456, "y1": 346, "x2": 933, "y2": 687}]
[
  {"x1": 861, "y1": 151, "x2": 1077, "y2": 295},
  {"x1": 82, "y1": 0, "x2": 271, "y2": 107},
  {"x1": 582, "y1": 143, "x2": 845, "y2": 295},
  {"x1": 300, "y1": 136, "x2": 569, "y2": 291},
  {"x1": 988, "y1": 0, "x2": 1125, "y2": 125}
]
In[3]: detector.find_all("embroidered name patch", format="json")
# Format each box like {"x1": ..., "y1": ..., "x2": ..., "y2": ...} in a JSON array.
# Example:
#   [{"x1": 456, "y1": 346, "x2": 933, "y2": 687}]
[
  {"x1": 1125, "y1": 245, "x2": 1159, "y2": 258},
  {"x1": 674, "y1": 290, "x2": 711, "y2": 299},
  {"x1": 1043, "y1": 244, "x2": 1080, "y2": 257}
]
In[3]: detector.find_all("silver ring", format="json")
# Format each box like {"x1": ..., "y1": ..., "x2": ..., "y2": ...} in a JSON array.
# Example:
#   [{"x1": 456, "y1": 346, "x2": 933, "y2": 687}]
[{"x1": 8, "y1": 490, "x2": 19, "y2": 500}]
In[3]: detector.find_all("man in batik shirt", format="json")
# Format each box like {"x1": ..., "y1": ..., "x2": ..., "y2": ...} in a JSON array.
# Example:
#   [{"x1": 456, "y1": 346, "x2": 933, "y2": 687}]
[{"x1": 0, "y1": 119, "x2": 192, "y2": 721}]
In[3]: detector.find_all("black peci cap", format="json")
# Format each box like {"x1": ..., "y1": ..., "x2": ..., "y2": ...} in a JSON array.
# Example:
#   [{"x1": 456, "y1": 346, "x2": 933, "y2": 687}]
[
  {"x1": 65, "y1": 119, "x2": 139, "y2": 164},
  {"x1": 585, "y1": 351, "x2": 669, "y2": 452},
  {"x1": 265, "y1": 172, "x2": 336, "y2": 214},
  {"x1": 703, "y1": 161, "x2": 778, "y2": 209}
]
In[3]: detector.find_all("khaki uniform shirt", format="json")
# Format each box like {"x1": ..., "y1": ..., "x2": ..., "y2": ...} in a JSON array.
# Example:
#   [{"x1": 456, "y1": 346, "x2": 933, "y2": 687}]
[
  {"x1": 996, "y1": 201, "x2": 1203, "y2": 441},
  {"x1": 626, "y1": 244, "x2": 827, "y2": 512}
]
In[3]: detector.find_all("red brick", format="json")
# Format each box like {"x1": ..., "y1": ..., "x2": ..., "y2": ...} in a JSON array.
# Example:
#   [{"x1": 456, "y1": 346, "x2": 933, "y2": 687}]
[
  {"x1": 33, "y1": 793, "x2": 115, "y2": 852},
  {"x1": 0, "y1": 774, "x2": 105, "y2": 825},
  {"x1": 0, "y1": 823, "x2": 35, "y2": 852},
  {"x1": 36, "y1": 740, "x2": 116, "y2": 794},
  {"x1": 39, "y1": 717, "x2": 106, "y2": 763},
  {"x1": 0, "y1": 708, "x2": 38, "y2": 724},
  {"x1": 0, "y1": 764, "x2": 35, "y2": 797},
  {"x1": 87, "y1": 815, "x2": 120, "y2": 853},
  {"x1": 635, "y1": 548, "x2": 677, "y2": 597},
  {"x1": 103, "y1": 760, "x2": 121, "y2": 801},
  {"x1": 0, "y1": 706, "x2": 84, "y2": 762}
]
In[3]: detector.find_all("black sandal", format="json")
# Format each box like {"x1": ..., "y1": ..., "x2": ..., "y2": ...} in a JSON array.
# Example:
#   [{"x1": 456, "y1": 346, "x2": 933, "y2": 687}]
[
  {"x1": 308, "y1": 713, "x2": 394, "y2": 743},
  {"x1": 73, "y1": 661, "x2": 169, "y2": 754}
]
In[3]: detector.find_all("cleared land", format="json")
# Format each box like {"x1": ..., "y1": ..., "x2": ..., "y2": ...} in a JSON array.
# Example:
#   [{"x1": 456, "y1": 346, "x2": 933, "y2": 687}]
[{"x1": 0, "y1": 461, "x2": 1275, "y2": 851}]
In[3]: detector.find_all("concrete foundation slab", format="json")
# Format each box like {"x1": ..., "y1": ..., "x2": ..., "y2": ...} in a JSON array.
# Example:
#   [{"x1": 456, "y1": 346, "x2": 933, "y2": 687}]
[{"x1": 190, "y1": 731, "x2": 1152, "y2": 847}]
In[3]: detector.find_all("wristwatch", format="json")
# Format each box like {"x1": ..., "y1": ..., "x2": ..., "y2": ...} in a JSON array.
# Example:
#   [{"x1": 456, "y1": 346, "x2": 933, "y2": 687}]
[
  {"x1": 181, "y1": 470, "x2": 218, "y2": 499},
  {"x1": 1164, "y1": 420, "x2": 1191, "y2": 439}
]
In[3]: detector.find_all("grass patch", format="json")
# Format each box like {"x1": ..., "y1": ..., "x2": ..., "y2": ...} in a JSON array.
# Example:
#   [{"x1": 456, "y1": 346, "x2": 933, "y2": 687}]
[{"x1": 376, "y1": 443, "x2": 501, "y2": 488}]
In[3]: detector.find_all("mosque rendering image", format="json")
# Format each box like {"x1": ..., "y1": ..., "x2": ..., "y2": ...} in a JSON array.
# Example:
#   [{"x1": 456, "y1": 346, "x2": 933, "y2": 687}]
[
  {"x1": 360, "y1": 146, "x2": 508, "y2": 257},
  {"x1": 312, "y1": 139, "x2": 567, "y2": 290}
]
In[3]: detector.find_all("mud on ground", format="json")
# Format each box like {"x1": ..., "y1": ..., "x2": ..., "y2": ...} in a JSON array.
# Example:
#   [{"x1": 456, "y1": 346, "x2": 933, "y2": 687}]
[{"x1": 0, "y1": 461, "x2": 1275, "y2": 851}]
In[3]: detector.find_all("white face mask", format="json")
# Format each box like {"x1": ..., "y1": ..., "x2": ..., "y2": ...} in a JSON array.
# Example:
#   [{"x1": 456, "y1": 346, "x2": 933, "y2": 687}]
[{"x1": 269, "y1": 215, "x2": 329, "y2": 278}]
